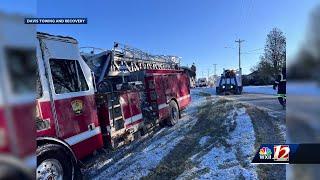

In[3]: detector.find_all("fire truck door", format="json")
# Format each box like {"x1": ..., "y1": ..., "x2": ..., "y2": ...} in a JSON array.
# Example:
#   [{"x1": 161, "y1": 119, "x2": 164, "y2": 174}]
[
  {"x1": 154, "y1": 75, "x2": 169, "y2": 120},
  {"x1": 126, "y1": 91, "x2": 142, "y2": 128},
  {"x1": 46, "y1": 58, "x2": 102, "y2": 158},
  {"x1": 165, "y1": 75, "x2": 177, "y2": 98},
  {"x1": 119, "y1": 92, "x2": 131, "y2": 129}
]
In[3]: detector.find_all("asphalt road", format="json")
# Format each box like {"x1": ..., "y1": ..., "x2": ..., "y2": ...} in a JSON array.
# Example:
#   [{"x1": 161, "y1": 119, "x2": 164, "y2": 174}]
[{"x1": 223, "y1": 92, "x2": 286, "y2": 119}]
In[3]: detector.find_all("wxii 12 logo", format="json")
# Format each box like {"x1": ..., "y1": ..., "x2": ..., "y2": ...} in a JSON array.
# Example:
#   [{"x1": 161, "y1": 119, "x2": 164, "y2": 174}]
[
  {"x1": 273, "y1": 145, "x2": 290, "y2": 161},
  {"x1": 259, "y1": 147, "x2": 272, "y2": 160}
]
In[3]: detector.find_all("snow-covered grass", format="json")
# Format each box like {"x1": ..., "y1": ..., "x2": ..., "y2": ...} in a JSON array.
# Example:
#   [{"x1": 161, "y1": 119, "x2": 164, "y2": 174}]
[
  {"x1": 84, "y1": 88, "x2": 287, "y2": 179},
  {"x1": 199, "y1": 136, "x2": 211, "y2": 147},
  {"x1": 178, "y1": 102, "x2": 257, "y2": 179},
  {"x1": 90, "y1": 117, "x2": 199, "y2": 179},
  {"x1": 92, "y1": 132, "x2": 185, "y2": 180}
]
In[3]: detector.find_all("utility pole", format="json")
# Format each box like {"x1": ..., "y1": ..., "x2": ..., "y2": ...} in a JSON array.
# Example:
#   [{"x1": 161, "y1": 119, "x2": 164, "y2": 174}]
[
  {"x1": 213, "y1": 64, "x2": 217, "y2": 77},
  {"x1": 235, "y1": 39, "x2": 245, "y2": 71}
]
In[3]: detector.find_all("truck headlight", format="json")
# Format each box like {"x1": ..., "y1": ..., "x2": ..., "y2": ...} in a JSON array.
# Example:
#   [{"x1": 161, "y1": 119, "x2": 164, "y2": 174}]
[
  {"x1": 222, "y1": 85, "x2": 225, "y2": 88},
  {"x1": 230, "y1": 85, "x2": 233, "y2": 88}
]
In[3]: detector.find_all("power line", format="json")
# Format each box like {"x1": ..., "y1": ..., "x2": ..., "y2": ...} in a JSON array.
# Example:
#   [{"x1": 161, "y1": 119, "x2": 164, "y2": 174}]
[
  {"x1": 245, "y1": 48, "x2": 264, "y2": 52},
  {"x1": 243, "y1": 52, "x2": 263, "y2": 54}
]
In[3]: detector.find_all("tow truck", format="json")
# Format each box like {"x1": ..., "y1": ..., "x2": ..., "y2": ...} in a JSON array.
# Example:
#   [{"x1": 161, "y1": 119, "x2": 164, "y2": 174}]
[
  {"x1": 216, "y1": 69, "x2": 242, "y2": 95},
  {"x1": 36, "y1": 32, "x2": 191, "y2": 179}
]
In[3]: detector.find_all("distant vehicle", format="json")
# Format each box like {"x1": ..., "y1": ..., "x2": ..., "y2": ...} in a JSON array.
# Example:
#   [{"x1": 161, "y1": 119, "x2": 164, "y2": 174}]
[
  {"x1": 197, "y1": 78, "x2": 207, "y2": 87},
  {"x1": 216, "y1": 69, "x2": 242, "y2": 95}
]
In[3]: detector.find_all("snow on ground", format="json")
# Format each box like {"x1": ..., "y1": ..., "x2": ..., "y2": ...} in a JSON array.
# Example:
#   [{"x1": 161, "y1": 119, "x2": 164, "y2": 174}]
[
  {"x1": 199, "y1": 136, "x2": 211, "y2": 147},
  {"x1": 178, "y1": 103, "x2": 257, "y2": 179},
  {"x1": 243, "y1": 85, "x2": 276, "y2": 95},
  {"x1": 84, "y1": 89, "x2": 263, "y2": 179},
  {"x1": 85, "y1": 89, "x2": 205, "y2": 180},
  {"x1": 93, "y1": 132, "x2": 185, "y2": 180}
]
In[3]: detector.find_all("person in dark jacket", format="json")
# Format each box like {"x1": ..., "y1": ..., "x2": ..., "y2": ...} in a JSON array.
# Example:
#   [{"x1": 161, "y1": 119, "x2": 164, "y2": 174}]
[{"x1": 273, "y1": 67, "x2": 286, "y2": 109}]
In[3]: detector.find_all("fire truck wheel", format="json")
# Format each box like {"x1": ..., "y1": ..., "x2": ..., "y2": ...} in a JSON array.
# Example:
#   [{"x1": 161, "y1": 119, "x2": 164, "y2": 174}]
[
  {"x1": 37, "y1": 144, "x2": 74, "y2": 180},
  {"x1": 167, "y1": 101, "x2": 179, "y2": 126}
]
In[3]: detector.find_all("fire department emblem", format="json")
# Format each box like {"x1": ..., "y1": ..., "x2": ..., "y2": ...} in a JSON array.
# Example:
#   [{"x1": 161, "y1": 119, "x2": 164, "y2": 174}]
[{"x1": 71, "y1": 100, "x2": 84, "y2": 115}]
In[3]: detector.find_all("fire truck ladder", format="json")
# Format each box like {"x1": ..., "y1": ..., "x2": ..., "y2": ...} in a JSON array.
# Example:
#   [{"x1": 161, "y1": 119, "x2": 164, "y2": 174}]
[{"x1": 109, "y1": 42, "x2": 181, "y2": 76}]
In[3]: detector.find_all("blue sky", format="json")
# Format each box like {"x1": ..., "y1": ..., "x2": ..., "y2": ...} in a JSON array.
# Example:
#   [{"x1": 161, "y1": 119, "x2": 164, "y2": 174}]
[{"x1": 1, "y1": 0, "x2": 318, "y2": 77}]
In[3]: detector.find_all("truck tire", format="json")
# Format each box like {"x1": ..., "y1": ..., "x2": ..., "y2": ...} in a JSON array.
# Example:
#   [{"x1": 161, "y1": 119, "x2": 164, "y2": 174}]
[
  {"x1": 37, "y1": 144, "x2": 75, "y2": 180},
  {"x1": 167, "y1": 101, "x2": 179, "y2": 126}
]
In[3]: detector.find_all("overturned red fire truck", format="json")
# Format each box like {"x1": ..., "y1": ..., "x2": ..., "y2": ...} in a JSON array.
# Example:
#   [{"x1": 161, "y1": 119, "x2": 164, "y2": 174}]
[{"x1": 36, "y1": 32, "x2": 191, "y2": 179}]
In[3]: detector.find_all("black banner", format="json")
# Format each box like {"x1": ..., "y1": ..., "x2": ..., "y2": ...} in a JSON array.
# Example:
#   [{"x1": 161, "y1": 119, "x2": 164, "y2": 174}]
[{"x1": 252, "y1": 144, "x2": 320, "y2": 164}]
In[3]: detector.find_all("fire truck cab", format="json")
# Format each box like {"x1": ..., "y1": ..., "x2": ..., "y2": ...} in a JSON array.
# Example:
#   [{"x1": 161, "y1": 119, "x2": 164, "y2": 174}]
[
  {"x1": 0, "y1": 13, "x2": 36, "y2": 179},
  {"x1": 36, "y1": 33, "x2": 191, "y2": 179}
]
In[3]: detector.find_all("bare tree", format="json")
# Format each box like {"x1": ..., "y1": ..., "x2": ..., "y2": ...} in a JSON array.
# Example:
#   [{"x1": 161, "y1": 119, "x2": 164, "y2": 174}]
[
  {"x1": 250, "y1": 28, "x2": 286, "y2": 85},
  {"x1": 263, "y1": 28, "x2": 286, "y2": 77}
]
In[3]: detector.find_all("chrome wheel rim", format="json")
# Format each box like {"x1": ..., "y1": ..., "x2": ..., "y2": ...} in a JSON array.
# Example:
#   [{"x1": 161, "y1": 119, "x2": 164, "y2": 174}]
[
  {"x1": 37, "y1": 159, "x2": 63, "y2": 180},
  {"x1": 171, "y1": 107, "x2": 178, "y2": 123}
]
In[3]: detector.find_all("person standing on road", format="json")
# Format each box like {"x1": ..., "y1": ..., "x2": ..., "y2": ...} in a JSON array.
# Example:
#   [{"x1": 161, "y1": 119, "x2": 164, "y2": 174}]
[{"x1": 273, "y1": 67, "x2": 286, "y2": 109}]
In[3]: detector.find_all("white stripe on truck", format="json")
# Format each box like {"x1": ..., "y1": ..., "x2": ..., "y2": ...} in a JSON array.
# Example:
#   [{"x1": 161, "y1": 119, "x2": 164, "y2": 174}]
[
  {"x1": 158, "y1": 103, "x2": 169, "y2": 110},
  {"x1": 177, "y1": 94, "x2": 190, "y2": 102},
  {"x1": 65, "y1": 126, "x2": 101, "y2": 146},
  {"x1": 124, "y1": 113, "x2": 143, "y2": 126},
  {"x1": 64, "y1": 94, "x2": 190, "y2": 146}
]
